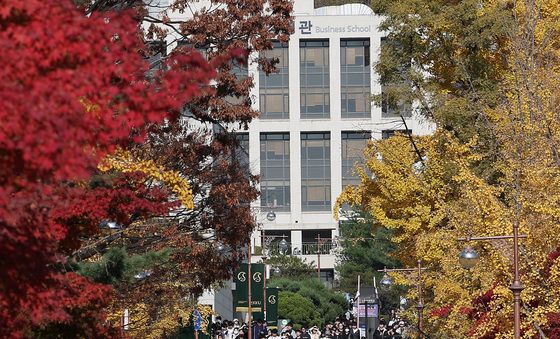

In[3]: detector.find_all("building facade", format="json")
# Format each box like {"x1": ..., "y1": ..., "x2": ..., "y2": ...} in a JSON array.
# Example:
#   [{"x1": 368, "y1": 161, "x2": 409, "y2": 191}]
[{"x1": 246, "y1": 2, "x2": 433, "y2": 285}]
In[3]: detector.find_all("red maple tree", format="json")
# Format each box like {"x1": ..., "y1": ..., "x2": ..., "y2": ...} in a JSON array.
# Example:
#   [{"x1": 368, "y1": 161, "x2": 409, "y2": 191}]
[{"x1": 0, "y1": 0, "x2": 225, "y2": 336}]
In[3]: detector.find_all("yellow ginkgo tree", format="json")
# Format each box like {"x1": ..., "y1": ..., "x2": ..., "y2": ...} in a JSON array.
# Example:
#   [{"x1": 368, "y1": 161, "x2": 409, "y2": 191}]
[
  {"x1": 99, "y1": 148, "x2": 194, "y2": 210},
  {"x1": 337, "y1": 0, "x2": 560, "y2": 337}
]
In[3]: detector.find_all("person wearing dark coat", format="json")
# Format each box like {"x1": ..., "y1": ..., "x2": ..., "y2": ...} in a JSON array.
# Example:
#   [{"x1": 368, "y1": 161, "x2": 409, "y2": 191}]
[
  {"x1": 347, "y1": 323, "x2": 360, "y2": 339},
  {"x1": 300, "y1": 328, "x2": 311, "y2": 339}
]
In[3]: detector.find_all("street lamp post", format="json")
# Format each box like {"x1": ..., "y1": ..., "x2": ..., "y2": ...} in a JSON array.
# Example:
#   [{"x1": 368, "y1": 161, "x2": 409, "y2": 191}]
[
  {"x1": 378, "y1": 260, "x2": 427, "y2": 338},
  {"x1": 458, "y1": 232, "x2": 528, "y2": 339}
]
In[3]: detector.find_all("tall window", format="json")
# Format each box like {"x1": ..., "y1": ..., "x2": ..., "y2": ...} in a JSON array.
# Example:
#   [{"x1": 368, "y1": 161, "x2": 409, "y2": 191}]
[
  {"x1": 260, "y1": 133, "x2": 290, "y2": 211},
  {"x1": 341, "y1": 131, "x2": 370, "y2": 187},
  {"x1": 301, "y1": 132, "x2": 331, "y2": 211},
  {"x1": 341, "y1": 39, "x2": 371, "y2": 119},
  {"x1": 235, "y1": 133, "x2": 250, "y2": 173},
  {"x1": 260, "y1": 42, "x2": 289, "y2": 119},
  {"x1": 145, "y1": 41, "x2": 167, "y2": 78},
  {"x1": 380, "y1": 37, "x2": 412, "y2": 118},
  {"x1": 226, "y1": 59, "x2": 248, "y2": 105},
  {"x1": 300, "y1": 40, "x2": 330, "y2": 119}
]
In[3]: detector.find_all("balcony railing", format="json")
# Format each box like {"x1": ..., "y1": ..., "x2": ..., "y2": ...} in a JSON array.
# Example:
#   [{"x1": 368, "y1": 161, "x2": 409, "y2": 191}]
[
  {"x1": 301, "y1": 241, "x2": 336, "y2": 255},
  {"x1": 260, "y1": 241, "x2": 337, "y2": 256}
]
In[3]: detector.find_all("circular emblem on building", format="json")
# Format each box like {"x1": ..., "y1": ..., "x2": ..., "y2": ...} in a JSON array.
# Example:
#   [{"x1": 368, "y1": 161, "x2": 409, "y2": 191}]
[
  {"x1": 253, "y1": 272, "x2": 262, "y2": 283},
  {"x1": 268, "y1": 295, "x2": 277, "y2": 304},
  {"x1": 237, "y1": 271, "x2": 247, "y2": 282}
]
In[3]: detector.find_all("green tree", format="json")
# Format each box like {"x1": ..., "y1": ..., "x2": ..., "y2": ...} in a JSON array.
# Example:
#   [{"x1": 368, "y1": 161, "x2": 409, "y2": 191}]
[
  {"x1": 270, "y1": 278, "x2": 347, "y2": 327},
  {"x1": 74, "y1": 247, "x2": 172, "y2": 286},
  {"x1": 314, "y1": 0, "x2": 369, "y2": 8},
  {"x1": 277, "y1": 291, "x2": 319, "y2": 328},
  {"x1": 336, "y1": 209, "x2": 406, "y2": 316},
  {"x1": 336, "y1": 209, "x2": 399, "y2": 292},
  {"x1": 264, "y1": 254, "x2": 315, "y2": 279}
]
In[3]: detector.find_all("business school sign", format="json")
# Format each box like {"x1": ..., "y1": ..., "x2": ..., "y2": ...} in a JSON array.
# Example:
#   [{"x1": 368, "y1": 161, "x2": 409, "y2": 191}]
[{"x1": 298, "y1": 20, "x2": 371, "y2": 35}]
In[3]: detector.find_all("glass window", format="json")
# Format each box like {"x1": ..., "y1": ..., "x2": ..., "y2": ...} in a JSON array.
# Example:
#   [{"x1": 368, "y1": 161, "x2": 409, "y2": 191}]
[
  {"x1": 260, "y1": 42, "x2": 289, "y2": 119},
  {"x1": 235, "y1": 133, "x2": 250, "y2": 174},
  {"x1": 301, "y1": 132, "x2": 331, "y2": 211},
  {"x1": 144, "y1": 40, "x2": 167, "y2": 78},
  {"x1": 300, "y1": 40, "x2": 330, "y2": 119},
  {"x1": 341, "y1": 131, "x2": 371, "y2": 188},
  {"x1": 341, "y1": 39, "x2": 371, "y2": 119},
  {"x1": 381, "y1": 129, "x2": 412, "y2": 139},
  {"x1": 225, "y1": 59, "x2": 248, "y2": 105},
  {"x1": 260, "y1": 133, "x2": 290, "y2": 211},
  {"x1": 380, "y1": 37, "x2": 412, "y2": 118}
]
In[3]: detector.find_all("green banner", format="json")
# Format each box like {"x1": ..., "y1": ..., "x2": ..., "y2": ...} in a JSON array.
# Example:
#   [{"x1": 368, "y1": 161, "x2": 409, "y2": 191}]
[
  {"x1": 234, "y1": 263, "x2": 249, "y2": 312},
  {"x1": 234, "y1": 263, "x2": 265, "y2": 312},
  {"x1": 251, "y1": 263, "x2": 265, "y2": 312},
  {"x1": 266, "y1": 287, "x2": 279, "y2": 328}
]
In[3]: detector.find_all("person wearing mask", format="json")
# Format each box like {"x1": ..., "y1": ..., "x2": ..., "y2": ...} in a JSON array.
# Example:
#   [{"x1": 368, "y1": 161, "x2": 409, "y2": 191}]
[
  {"x1": 373, "y1": 319, "x2": 388, "y2": 339},
  {"x1": 281, "y1": 328, "x2": 293, "y2": 339},
  {"x1": 282, "y1": 322, "x2": 296, "y2": 339},
  {"x1": 225, "y1": 322, "x2": 238, "y2": 339},
  {"x1": 268, "y1": 329, "x2": 280, "y2": 339},
  {"x1": 348, "y1": 323, "x2": 360, "y2": 339},
  {"x1": 321, "y1": 328, "x2": 332, "y2": 339},
  {"x1": 337, "y1": 323, "x2": 344, "y2": 334}
]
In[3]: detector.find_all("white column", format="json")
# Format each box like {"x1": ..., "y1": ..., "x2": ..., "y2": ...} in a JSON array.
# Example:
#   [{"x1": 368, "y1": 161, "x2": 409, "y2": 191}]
[
  {"x1": 288, "y1": 36, "x2": 302, "y2": 224},
  {"x1": 291, "y1": 230, "x2": 302, "y2": 255},
  {"x1": 330, "y1": 37, "x2": 341, "y2": 122}
]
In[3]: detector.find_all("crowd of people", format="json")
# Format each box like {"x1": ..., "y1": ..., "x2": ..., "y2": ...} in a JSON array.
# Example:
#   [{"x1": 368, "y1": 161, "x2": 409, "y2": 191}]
[{"x1": 210, "y1": 315, "x2": 414, "y2": 339}]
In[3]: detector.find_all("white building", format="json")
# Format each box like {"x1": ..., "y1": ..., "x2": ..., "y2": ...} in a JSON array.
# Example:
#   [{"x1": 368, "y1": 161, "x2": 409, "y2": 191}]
[
  {"x1": 246, "y1": 2, "x2": 433, "y2": 285},
  {"x1": 153, "y1": 1, "x2": 433, "y2": 291}
]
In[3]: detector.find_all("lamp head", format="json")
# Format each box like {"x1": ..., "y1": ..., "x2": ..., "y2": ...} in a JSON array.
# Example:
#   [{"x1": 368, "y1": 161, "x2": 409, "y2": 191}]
[
  {"x1": 380, "y1": 273, "x2": 393, "y2": 287},
  {"x1": 279, "y1": 238, "x2": 288, "y2": 253},
  {"x1": 266, "y1": 211, "x2": 276, "y2": 221},
  {"x1": 459, "y1": 246, "x2": 480, "y2": 269}
]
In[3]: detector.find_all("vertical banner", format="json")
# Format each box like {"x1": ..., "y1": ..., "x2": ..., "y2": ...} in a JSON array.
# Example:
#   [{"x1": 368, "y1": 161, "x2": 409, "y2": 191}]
[
  {"x1": 251, "y1": 263, "x2": 265, "y2": 312},
  {"x1": 266, "y1": 287, "x2": 279, "y2": 328},
  {"x1": 234, "y1": 263, "x2": 249, "y2": 312},
  {"x1": 234, "y1": 263, "x2": 265, "y2": 312}
]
